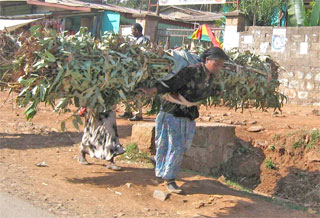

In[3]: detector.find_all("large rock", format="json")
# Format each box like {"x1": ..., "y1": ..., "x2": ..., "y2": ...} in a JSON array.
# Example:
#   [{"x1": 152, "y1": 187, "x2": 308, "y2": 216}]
[
  {"x1": 131, "y1": 122, "x2": 237, "y2": 175},
  {"x1": 131, "y1": 123, "x2": 155, "y2": 154}
]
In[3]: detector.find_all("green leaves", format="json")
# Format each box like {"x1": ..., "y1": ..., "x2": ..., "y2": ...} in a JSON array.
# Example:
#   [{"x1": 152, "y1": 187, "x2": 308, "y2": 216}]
[
  {"x1": 310, "y1": 0, "x2": 320, "y2": 26},
  {"x1": 288, "y1": 0, "x2": 308, "y2": 26}
]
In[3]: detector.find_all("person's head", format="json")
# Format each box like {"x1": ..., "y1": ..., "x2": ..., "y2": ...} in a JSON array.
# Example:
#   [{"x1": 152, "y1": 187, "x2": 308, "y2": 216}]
[
  {"x1": 200, "y1": 47, "x2": 229, "y2": 75},
  {"x1": 132, "y1": 23, "x2": 143, "y2": 38}
]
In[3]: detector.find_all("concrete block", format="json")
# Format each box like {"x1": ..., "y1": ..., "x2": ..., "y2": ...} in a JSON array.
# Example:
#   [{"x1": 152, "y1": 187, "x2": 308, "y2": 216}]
[
  {"x1": 131, "y1": 123, "x2": 155, "y2": 154},
  {"x1": 311, "y1": 27, "x2": 320, "y2": 34},
  {"x1": 305, "y1": 73, "x2": 313, "y2": 80},
  {"x1": 291, "y1": 35, "x2": 304, "y2": 42},
  {"x1": 286, "y1": 27, "x2": 299, "y2": 35},
  {"x1": 309, "y1": 34, "x2": 319, "y2": 43},
  {"x1": 306, "y1": 82, "x2": 315, "y2": 90},
  {"x1": 182, "y1": 123, "x2": 236, "y2": 175},
  {"x1": 298, "y1": 27, "x2": 312, "y2": 35},
  {"x1": 311, "y1": 43, "x2": 320, "y2": 50}
]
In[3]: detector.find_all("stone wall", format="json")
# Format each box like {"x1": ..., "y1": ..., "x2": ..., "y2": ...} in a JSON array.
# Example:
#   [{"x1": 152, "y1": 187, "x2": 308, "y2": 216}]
[
  {"x1": 236, "y1": 26, "x2": 320, "y2": 105},
  {"x1": 131, "y1": 123, "x2": 237, "y2": 175}
]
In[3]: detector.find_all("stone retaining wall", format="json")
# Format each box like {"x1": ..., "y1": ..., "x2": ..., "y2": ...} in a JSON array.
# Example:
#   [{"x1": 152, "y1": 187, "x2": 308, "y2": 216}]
[{"x1": 131, "y1": 122, "x2": 237, "y2": 175}]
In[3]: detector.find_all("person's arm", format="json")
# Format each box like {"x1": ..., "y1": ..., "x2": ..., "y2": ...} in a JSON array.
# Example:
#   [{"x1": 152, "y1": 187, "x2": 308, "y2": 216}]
[{"x1": 154, "y1": 66, "x2": 195, "y2": 94}]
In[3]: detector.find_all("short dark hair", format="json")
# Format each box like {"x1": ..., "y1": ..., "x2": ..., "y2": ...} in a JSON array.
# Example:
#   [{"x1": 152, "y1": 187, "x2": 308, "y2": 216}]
[
  {"x1": 133, "y1": 23, "x2": 143, "y2": 33},
  {"x1": 200, "y1": 47, "x2": 229, "y2": 62}
]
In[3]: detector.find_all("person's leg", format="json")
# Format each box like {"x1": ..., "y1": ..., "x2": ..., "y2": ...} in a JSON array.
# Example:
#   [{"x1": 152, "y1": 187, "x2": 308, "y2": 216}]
[
  {"x1": 120, "y1": 102, "x2": 133, "y2": 118},
  {"x1": 155, "y1": 112, "x2": 196, "y2": 193},
  {"x1": 129, "y1": 101, "x2": 143, "y2": 121}
]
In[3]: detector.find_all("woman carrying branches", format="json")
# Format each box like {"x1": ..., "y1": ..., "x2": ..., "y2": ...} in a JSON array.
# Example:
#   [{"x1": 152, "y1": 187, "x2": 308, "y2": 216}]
[
  {"x1": 138, "y1": 47, "x2": 229, "y2": 193},
  {"x1": 78, "y1": 107, "x2": 126, "y2": 171}
]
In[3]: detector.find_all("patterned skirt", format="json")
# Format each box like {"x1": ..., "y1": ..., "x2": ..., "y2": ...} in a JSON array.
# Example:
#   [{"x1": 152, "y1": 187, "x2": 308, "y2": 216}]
[
  {"x1": 80, "y1": 110, "x2": 125, "y2": 161},
  {"x1": 155, "y1": 111, "x2": 196, "y2": 180}
]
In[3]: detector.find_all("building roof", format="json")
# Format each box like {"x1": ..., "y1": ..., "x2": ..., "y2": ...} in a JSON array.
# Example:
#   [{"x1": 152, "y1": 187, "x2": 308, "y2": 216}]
[
  {"x1": 160, "y1": 5, "x2": 223, "y2": 22},
  {"x1": 26, "y1": 0, "x2": 186, "y2": 22}
]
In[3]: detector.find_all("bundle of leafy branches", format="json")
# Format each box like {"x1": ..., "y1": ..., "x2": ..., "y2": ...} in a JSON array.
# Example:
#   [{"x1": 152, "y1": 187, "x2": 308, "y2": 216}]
[
  {"x1": 204, "y1": 49, "x2": 286, "y2": 111},
  {"x1": 0, "y1": 26, "x2": 173, "y2": 128},
  {"x1": 146, "y1": 47, "x2": 286, "y2": 114},
  {"x1": 0, "y1": 26, "x2": 286, "y2": 130},
  {"x1": 0, "y1": 31, "x2": 20, "y2": 87}
]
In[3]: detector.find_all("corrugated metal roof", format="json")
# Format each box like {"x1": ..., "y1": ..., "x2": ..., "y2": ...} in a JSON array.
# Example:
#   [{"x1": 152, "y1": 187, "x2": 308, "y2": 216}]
[
  {"x1": 0, "y1": 12, "x2": 51, "y2": 19},
  {"x1": 0, "y1": 18, "x2": 42, "y2": 31},
  {"x1": 27, "y1": 0, "x2": 181, "y2": 22}
]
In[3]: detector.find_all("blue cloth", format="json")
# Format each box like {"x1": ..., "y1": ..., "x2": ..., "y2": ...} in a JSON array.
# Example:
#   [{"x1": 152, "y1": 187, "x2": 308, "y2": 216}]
[{"x1": 155, "y1": 111, "x2": 196, "y2": 180}]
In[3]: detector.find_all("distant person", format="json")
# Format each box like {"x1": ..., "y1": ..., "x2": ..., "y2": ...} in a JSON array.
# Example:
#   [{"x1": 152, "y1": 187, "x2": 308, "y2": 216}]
[{"x1": 120, "y1": 23, "x2": 150, "y2": 121}]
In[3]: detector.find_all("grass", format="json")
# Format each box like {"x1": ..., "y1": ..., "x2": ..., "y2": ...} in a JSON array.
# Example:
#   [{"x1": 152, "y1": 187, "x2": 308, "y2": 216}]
[
  {"x1": 265, "y1": 158, "x2": 276, "y2": 169},
  {"x1": 292, "y1": 139, "x2": 304, "y2": 149},
  {"x1": 269, "y1": 144, "x2": 275, "y2": 151},
  {"x1": 118, "y1": 143, "x2": 151, "y2": 164}
]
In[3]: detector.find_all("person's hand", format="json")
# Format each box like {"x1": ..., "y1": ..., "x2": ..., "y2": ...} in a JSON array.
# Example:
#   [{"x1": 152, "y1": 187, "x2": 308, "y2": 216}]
[{"x1": 137, "y1": 87, "x2": 157, "y2": 95}]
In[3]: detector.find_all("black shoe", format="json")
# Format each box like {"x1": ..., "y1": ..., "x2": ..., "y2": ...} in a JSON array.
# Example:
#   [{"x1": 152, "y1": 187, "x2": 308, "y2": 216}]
[
  {"x1": 129, "y1": 115, "x2": 143, "y2": 121},
  {"x1": 120, "y1": 112, "x2": 133, "y2": 118},
  {"x1": 166, "y1": 180, "x2": 183, "y2": 194}
]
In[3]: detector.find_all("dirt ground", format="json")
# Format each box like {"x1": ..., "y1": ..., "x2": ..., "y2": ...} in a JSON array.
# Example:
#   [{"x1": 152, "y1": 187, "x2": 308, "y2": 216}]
[{"x1": 0, "y1": 90, "x2": 319, "y2": 218}]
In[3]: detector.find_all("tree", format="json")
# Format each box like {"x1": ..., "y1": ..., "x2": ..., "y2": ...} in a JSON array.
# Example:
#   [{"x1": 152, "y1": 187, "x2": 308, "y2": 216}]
[
  {"x1": 104, "y1": 0, "x2": 150, "y2": 10},
  {"x1": 287, "y1": 0, "x2": 320, "y2": 26},
  {"x1": 239, "y1": 0, "x2": 281, "y2": 26}
]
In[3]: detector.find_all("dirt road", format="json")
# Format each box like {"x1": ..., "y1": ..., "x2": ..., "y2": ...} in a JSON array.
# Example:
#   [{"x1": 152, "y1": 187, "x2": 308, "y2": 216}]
[{"x1": 0, "y1": 91, "x2": 319, "y2": 217}]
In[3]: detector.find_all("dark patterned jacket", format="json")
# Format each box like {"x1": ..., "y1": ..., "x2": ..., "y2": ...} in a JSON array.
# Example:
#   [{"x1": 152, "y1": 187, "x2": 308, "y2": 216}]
[{"x1": 155, "y1": 63, "x2": 217, "y2": 120}]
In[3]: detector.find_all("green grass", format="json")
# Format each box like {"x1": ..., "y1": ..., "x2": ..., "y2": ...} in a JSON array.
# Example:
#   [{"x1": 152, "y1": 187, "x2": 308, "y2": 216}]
[
  {"x1": 118, "y1": 143, "x2": 150, "y2": 163},
  {"x1": 265, "y1": 158, "x2": 276, "y2": 169},
  {"x1": 269, "y1": 144, "x2": 275, "y2": 151},
  {"x1": 292, "y1": 139, "x2": 304, "y2": 149}
]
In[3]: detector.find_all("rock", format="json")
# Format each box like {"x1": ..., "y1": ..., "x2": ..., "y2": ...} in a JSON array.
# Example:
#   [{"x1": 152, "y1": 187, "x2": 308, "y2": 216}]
[
  {"x1": 194, "y1": 201, "x2": 205, "y2": 209},
  {"x1": 233, "y1": 121, "x2": 245, "y2": 126},
  {"x1": 249, "y1": 120, "x2": 257, "y2": 125},
  {"x1": 35, "y1": 161, "x2": 48, "y2": 167},
  {"x1": 217, "y1": 175, "x2": 226, "y2": 183},
  {"x1": 307, "y1": 208, "x2": 317, "y2": 214},
  {"x1": 125, "y1": 183, "x2": 133, "y2": 188},
  {"x1": 153, "y1": 190, "x2": 168, "y2": 201},
  {"x1": 254, "y1": 140, "x2": 268, "y2": 148},
  {"x1": 223, "y1": 120, "x2": 233, "y2": 124},
  {"x1": 311, "y1": 109, "x2": 320, "y2": 116},
  {"x1": 202, "y1": 116, "x2": 211, "y2": 122},
  {"x1": 306, "y1": 151, "x2": 320, "y2": 162},
  {"x1": 239, "y1": 139, "x2": 252, "y2": 149},
  {"x1": 247, "y1": 126, "x2": 264, "y2": 132}
]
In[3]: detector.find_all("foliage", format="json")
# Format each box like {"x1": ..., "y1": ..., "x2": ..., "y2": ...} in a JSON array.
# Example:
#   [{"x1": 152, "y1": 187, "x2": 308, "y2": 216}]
[
  {"x1": 269, "y1": 144, "x2": 275, "y2": 151},
  {"x1": 118, "y1": 143, "x2": 150, "y2": 162},
  {"x1": 287, "y1": 0, "x2": 308, "y2": 26},
  {"x1": 0, "y1": 26, "x2": 173, "y2": 127},
  {"x1": 292, "y1": 139, "x2": 304, "y2": 149},
  {"x1": 204, "y1": 49, "x2": 286, "y2": 111},
  {"x1": 239, "y1": 0, "x2": 281, "y2": 26},
  {"x1": 287, "y1": 0, "x2": 320, "y2": 26},
  {"x1": 265, "y1": 158, "x2": 276, "y2": 169},
  {"x1": 0, "y1": 27, "x2": 286, "y2": 129}
]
